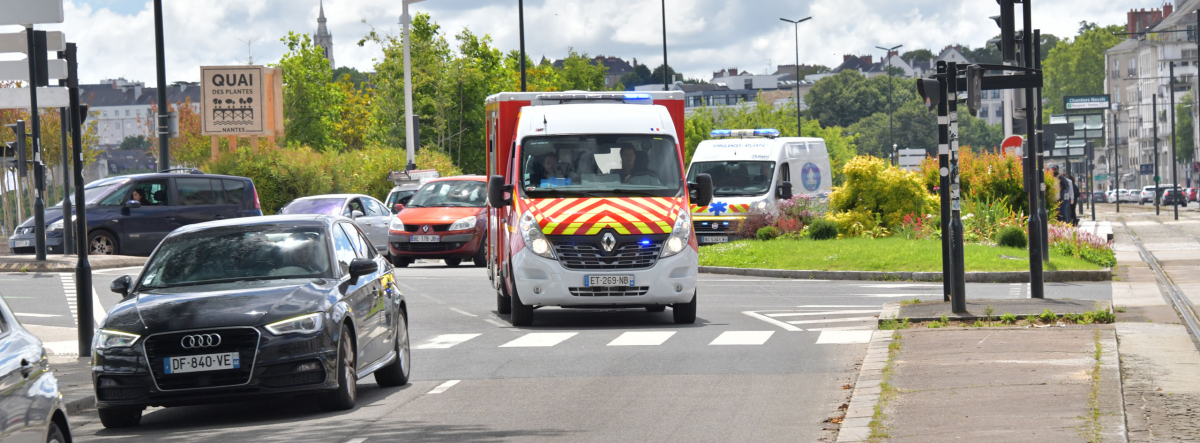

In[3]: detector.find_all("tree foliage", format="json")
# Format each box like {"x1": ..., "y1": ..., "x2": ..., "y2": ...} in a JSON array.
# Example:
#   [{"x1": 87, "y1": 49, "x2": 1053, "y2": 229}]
[
  {"x1": 119, "y1": 135, "x2": 152, "y2": 151},
  {"x1": 806, "y1": 71, "x2": 886, "y2": 128},
  {"x1": 1177, "y1": 92, "x2": 1195, "y2": 163},
  {"x1": 1042, "y1": 24, "x2": 1124, "y2": 118},
  {"x1": 901, "y1": 49, "x2": 935, "y2": 63},
  {"x1": 276, "y1": 32, "x2": 343, "y2": 151}
]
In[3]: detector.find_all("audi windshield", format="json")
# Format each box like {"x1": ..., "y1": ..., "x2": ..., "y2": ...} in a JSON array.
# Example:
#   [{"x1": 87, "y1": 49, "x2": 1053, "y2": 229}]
[
  {"x1": 519, "y1": 134, "x2": 683, "y2": 199},
  {"x1": 138, "y1": 225, "x2": 332, "y2": 290}
]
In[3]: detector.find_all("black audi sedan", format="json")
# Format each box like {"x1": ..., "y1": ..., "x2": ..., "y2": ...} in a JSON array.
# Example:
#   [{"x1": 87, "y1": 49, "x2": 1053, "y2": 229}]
[{"x1": 91, "y1": 215, "x2": 411, "y2": 428}]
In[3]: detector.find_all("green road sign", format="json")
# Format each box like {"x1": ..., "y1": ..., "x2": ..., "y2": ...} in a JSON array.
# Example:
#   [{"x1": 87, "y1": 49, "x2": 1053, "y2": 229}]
[{"x1": 1094, "y1": 174, "x2": 1108, "y2": 181}]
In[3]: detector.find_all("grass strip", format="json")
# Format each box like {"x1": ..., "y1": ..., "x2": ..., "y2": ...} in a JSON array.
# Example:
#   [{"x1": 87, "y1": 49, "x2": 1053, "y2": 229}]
[
  {"x1": 868, "y1": 332, "x2": 902, "y2": 441},
  {"x1": 700, "y1": 238, "x2": 1104, "y2": 272}
]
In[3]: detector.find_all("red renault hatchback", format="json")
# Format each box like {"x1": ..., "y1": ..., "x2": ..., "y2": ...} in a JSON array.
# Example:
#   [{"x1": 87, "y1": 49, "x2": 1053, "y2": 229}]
[{"x1": 388, "y1": 176, "x2": 488, "y2": 267}]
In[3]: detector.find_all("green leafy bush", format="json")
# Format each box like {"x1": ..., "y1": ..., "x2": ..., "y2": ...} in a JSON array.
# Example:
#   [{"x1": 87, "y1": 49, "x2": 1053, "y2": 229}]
[
  {"x1": 995, "y1": 226, "x2": 1028, "y2": 249},
  {"x1": 809, "y1": 219, "x2": 839, "y2": 240},
  {"x1": 828, "y1": 156, "x2": 936, "y2": 232},
  {"x1": 999, "y1": 312, "x2": 1017, "y2": 324},
  {"x1": 756, "y1": 226, "x2": 780, "y2": 241},
  {"x1": 1038, "y1": 308, "x2": 1058, "y2": 323}
]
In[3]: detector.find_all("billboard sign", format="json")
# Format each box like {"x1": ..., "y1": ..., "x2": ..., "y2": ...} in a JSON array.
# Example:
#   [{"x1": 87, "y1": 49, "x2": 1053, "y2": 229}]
[{"x1": 201, "y1": 66, "x2": 266, "y2": 136}]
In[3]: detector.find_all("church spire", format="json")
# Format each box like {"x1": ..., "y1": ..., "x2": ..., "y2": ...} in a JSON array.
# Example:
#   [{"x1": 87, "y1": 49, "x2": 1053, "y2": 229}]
[{"x1": 315, "y1": 1, "x2": 334, "y2": 69}]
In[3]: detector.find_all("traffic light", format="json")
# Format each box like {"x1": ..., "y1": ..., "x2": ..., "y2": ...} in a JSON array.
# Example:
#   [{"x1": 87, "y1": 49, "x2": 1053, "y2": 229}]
[
  {"x1": 5, "y1": 121, "x2": 27, "y2": 178},
  {"x1": 994, "y1": 0, "x2": 1017, "y2": 63},
  {"x1": 965, "y1": 65, "x2": 983, "y2": 117},
  {"x1": 917, "y1": 77, "x2": 941, "y2": 111}
]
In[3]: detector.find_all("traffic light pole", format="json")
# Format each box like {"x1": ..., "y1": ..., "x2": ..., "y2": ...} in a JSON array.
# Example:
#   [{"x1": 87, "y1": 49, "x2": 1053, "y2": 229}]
[
  {"x1": 1089, "y1": 141, "x2": 1096, "y2": 221},
  {"x1": 25, "y1": 27, "x2": 46, "y2": 261},
  {"x1": 1023, "y1": 0, "x2": 1044, "y2": 299},
  {"x1": 66, "y1": 43, "x2": 93, "y2": 358},
  {"x1": 1154, "y1": 94, "x2": 1160, "y2": 216},
  {"x1": 1034, "y1": 29, "x2": 1049, "y2": 263},
  {"x1": 1171, "y1": 62, "x2": 1179, "y2": 221},
  {"x1": 936, "y1": 61, "x2": 951, "y2": 303},
  {"x1": 58, "y1": 55, "x2": 73, "y2": 255},
  {"x1": 1113, "y1": 111, "x2": 1119, "y2": 212},
  {"x1": 947, "y1": 61, "x2": 966, "y2": 313}
]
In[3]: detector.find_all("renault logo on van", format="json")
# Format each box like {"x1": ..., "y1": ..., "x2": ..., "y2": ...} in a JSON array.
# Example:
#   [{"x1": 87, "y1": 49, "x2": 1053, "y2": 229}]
[{"x1": 602, "y1": 233, "x2": 617, "y2": 252}]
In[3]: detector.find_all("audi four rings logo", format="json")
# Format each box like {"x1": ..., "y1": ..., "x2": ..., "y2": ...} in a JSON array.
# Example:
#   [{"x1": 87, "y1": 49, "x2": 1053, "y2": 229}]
[{"x1": 181, "y1": 334, "x2": 222, "y2": 349}]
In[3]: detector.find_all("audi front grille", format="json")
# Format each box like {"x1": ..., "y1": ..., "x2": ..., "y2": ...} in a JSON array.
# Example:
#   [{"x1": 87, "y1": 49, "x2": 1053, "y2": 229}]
[{"x1": 142, "y1": 327, "x2": 261, "y2": 391}]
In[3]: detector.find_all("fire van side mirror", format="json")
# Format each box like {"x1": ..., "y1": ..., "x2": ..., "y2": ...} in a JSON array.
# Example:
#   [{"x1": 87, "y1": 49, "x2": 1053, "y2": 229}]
[
  {"x1": 777, "y1": 181, "x2": 793, "y2": 200},
  {"x1": 488, "y1": 175, "x2": 513, "y2": 208},
  {"x1": 689, "y1": 173, "x2": 713, "y2": 208}
]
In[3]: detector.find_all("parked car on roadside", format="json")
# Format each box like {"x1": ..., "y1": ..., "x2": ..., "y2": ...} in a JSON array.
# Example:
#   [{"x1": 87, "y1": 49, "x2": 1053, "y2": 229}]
[
  {"x1": 1119, "y1": 189, "x2": 1136, "y2": 202},
  {"x1": 0, "y1": 292, "x2": 72, "y2": 442},
  {"x1": 1140, "y1": 186, "x2": 1157, "y2": 204},
  {"x1": 387, "y1": 176, "x2": 488, "y2": 268},
  {"x1": 7, "y1": 171, "x2": 262, "y2": 256},
  {"x1": 279, "y1": 194, "x2": 392, "y2": 257},
  {"x1": 1090, "y1": 191, "x2": 1105, "y2": 203},
  {"x1": 1187, "y1": 187, "x2": 1198, "y2": 202},
  {"x1": 1163, "y1": 189, "x2": 1189, "y2": 206},
  {"x1": 93, "y1": 215, "x2": 410, "y2": 428},
  {"x1": 1105, "y1": 190, "x2": 1116, "y2": 203}
]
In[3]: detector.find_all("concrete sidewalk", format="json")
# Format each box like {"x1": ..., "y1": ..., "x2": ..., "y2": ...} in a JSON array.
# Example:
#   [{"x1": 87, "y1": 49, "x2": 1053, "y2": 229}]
[
  {"x1": 0, "y1": 254, "x2": 145, "y2": 272},
  {"x1": 846, "y1": 327, "x2": 1125, "y2": 442}
]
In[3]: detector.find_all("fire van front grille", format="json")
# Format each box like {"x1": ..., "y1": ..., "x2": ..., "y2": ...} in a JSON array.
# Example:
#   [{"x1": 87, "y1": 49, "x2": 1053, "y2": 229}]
[{"x1": 569, "y1": 286, "x2": 650, "y2": 297}]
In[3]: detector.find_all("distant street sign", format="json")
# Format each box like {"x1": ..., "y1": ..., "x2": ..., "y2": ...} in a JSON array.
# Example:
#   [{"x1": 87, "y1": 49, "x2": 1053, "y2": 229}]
[
  {"x1": 1139, "y1": 164, "x2": 1154, "y2": 175},
  {"x1": 0, "y1": 0, "x2": 64, "y2": 26},
  {"x1": 0, "y1": 31, "x2": 65, "y2": 53},
  {"x1": 1064, "y1": 95, "x2": 1111, "y2": 111},
  {"x1": 1001, "y1": 135, "x2": 1023, "y2": 157},
  {"x1": 1095, "y1": 174, "x2": 1109, "y2": 181},
  {"x1": 0, "y1": 87, "x2": 68, "y2": 109},
  {"x1": 0, "y1": 59, "x2": 66, "y2": 82},
  {"x1": 201, "y1": 66, "x2": 267, "y2": 136},
  {"x1": 897, "y1": 148, "x2": 925, "y2": 171}
]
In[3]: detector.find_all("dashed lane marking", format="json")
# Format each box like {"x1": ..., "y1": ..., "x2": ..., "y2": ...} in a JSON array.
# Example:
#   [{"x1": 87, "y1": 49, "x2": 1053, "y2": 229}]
[
  {"x1": 815, "y1": 330, "x2": 873, "y2": 344},
  {"x1": 449, "y1": 307, "x2": 477, "y2": 317},
  {"x1": 857, "y1": 284, "x2": 943, "y2": 288},
  {"x1": 416, "y1": 334, "x2": 481, "y2": 349},
  {"x1": 709, "y1": 331, "x2": 774, "y2": 345},
  {"x1": 14, "y1": 313, "x2": 60, "y2": 318},
  {"x1": 427, "y1": 380, "x2": 460, "y2": 394},
  {"x1": 499, "y1": 332, "x2": 578, "y2": 348},
  {"x1": 607, "y1": 331, "x2": 676, "y2": 346}
]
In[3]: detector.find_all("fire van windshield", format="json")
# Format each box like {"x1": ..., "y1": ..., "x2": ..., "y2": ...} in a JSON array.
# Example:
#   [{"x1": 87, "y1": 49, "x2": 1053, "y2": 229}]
[{"x1": 519, "y1": 134, "x2": 684, "y2": 199}]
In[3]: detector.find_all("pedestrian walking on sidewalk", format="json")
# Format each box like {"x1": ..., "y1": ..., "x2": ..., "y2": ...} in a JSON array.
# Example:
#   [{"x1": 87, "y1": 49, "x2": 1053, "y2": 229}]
[
  {"x1": 1069, "y1": 174, "x2": 1081, "y2": 226},
  {"x1": 1054, "y1": 167, "x2": 1070, "y2": 223}
]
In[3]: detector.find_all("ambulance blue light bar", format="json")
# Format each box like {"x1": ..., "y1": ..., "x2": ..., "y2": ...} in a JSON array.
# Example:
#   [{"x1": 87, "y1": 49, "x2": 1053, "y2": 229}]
[{"x1": 710, "y1": 128, "x2": 781, "y2": 139}]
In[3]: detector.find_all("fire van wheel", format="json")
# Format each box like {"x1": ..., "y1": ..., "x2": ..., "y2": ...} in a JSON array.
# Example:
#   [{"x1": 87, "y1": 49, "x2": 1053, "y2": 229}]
[
  {"x1": 509, "y1": 268, "x2": 534, "y2": 326},
  {"x1": 672, "y1": 292, "x2": 697, "y2": 324}
]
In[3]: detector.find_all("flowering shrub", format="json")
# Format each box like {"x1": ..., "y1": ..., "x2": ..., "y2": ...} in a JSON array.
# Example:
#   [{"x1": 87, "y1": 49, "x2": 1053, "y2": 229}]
[
  {"x1": 918, "y1": 150, "x2": 1058, "y2": 220},
  {"x1": 1047, "y1": 221, "x2": 1116, "y2": 267},
  {"x1": 778, "y1": 194, "x2": 828, "y2": 226},
  {"x1": 828, "y1": 156, "x2": 936, "y2": 232},
  {"x1": 736, "y1": 210, "x2": 774, "y2": 239},
  {"x1": 894, "y1": 212, "x2": 938, "y2": 240}
]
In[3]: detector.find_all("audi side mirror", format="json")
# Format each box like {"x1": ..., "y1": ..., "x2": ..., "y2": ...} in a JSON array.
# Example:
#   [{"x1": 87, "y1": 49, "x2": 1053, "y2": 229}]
[
  {"x1": 777, "y1": 181, "x2": 794, "y2": 200},
  {"x1": 488, "y1": 175, "x2": 513, "y2": 208},
  {"x1": 689, "y1": 173, "x2": 714, "y2": 208},
  {"x1": 348, "y1": 257, "x2": 379, "y2": 283},
  {"x1": 110, "y1": 275, "x2": 132, "y2": 297},
  {"x1": 123, "y1": 200, "x2": 141, "y2": 209}
]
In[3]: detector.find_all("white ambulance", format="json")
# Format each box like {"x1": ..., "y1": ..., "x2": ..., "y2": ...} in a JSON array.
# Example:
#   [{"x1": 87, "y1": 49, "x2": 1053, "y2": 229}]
[{"x1": 686, "y1": 129, "x2": 833, "y2": 244}]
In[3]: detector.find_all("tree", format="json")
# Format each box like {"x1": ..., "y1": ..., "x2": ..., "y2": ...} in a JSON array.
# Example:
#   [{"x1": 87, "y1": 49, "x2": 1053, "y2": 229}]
[
  {"x1": 1177, "y1": 92, "x2": 1195, "y2": 163},
  {"x1": 958, "y1": 113, "x2": 1004, "y2": 152},
  {"x1": 1041, "y1": 24, "x2": 1124, "y2": 119},
  {"x1": 119, "y1": 135, "x2": 152, "y2": 151},
  {"x1": 805, "y1": 70, "x2": 886, "y2": 128},
  {"x1": 332, "y1": 66, "x2": 370, "y2": 88},
  {"x1": 557, "y1": 49, "x2": 608, "y2": 91},
  {"x1": 618, "y1": 64, "x2": 653, "y2": 89},
  {"x1": 901, "y1": 49, "x2": 935, "y2": 63},
  {"x1": 275, "y1": 32, "x2": 344, "y2": 151},
  {"x1": 649, "y1": 64, "x2": 677, "y2": 85},
  {"x1": 848, "y1": 100, "x2": 937, "y2": 159}
]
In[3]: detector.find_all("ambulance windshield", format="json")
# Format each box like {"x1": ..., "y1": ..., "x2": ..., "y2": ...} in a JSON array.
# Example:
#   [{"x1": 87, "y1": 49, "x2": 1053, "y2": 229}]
[
  {"x1": 519, "y1": 135, "x2": 683, "y2": 198},
  {"x1": 687, "y1": 161, "x2": 777, "y2": 197}
]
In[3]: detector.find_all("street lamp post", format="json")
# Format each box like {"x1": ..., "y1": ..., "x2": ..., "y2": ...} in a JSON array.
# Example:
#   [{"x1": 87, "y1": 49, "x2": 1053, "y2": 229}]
[
  {"x1": 402, "y1": 0, "x2": 427, "y2": 171},
  {"x1": 153, "y1": 0, "x2": 170, "y2": 172},
  {"x1": 519, "y1": 0, "x2": 526, "y2": 92},
  {"x1": 877, "y1": 44, "x2": 903, "y2": 162},
  {"x1": 780, "y1": 16, "x2": 812, "y2": 137},
  {"x1": 662, "y1": 0, "x2": 669, "y2": 90}
]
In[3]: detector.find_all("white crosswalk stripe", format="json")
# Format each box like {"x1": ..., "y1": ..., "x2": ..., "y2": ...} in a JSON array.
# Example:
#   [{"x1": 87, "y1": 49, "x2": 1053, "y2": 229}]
[
  {"x1": 815, "y1": 330, "x2": 873, "y2": 344},
  {"x1": 744, "y1": 308, "x2": 880, "y2": 332},
  {"x1": 499, "y1": 332, "x2": 578, "y2": 348},
  {"x1": 607, "y1": 331, "x2": 675, "y2": 346},
  {"x1": 709, "y1": 331, "x2": 774, "y2": 345},
  {"x1": 416, "y1": 334, "x2": 482, "y2": 349}
]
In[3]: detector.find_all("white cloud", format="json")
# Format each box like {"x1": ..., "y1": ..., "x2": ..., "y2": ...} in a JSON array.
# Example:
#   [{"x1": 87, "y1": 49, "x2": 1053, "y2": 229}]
[{"x1": 0, "y1": 0, "x2": 1158, "y2": 85}]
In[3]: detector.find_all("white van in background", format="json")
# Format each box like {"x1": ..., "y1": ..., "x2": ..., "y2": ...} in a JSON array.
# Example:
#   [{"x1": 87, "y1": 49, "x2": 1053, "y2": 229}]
[{"x1": 686, "y1": 129, "x2": 833, "y2": 244}]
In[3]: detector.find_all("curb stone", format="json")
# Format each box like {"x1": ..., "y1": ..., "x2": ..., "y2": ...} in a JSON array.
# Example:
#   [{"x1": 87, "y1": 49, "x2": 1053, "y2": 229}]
[
  {"x1": 0, "y1": 256, "x2": 146, "y2": 273},
  {"x1": 836, "y1": 330, "x2": 893, "y2": 443},
  {"x1": 65, "y1": 395, "x2": 95, "y2": 416},
  {"x1": 699, "y1": 266, "x2": 1112, "y2": 282},
  {"x1": 876, "y1": 300, "x2": 1114, "y2": 324}
]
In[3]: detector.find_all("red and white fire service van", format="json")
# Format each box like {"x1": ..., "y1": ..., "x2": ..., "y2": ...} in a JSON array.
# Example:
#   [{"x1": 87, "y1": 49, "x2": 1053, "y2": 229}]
[{"x1": 485, "y1": 91, "x2": 713, "y2": 326}]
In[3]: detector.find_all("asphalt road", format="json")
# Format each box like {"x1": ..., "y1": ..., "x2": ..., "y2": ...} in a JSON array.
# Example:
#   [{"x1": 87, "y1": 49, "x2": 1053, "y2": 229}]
[{"x1": 0, "y1": 263, "x2": 1112, "y2": 442}]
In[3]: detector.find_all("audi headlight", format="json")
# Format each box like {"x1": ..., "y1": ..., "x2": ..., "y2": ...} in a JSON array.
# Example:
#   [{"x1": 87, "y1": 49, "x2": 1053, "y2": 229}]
[
  {"x1": 264, "y1": 313, "x2": 324, "y2": 336},
  {"x1": 519, "y1": 210, "x2": 555, "y2": 259},
  {"x1": 388, "y1": 217, "x2": 406, "y2": 233},
  {"x1": 661, "y1": 212, "x2": 692, "y2": 258},
  {"x1": 93, "y1": 329, "x2": 140, "y2": 350},
  {"x1": 450, "y1": 215, "x2": 477, "y2": 231}
]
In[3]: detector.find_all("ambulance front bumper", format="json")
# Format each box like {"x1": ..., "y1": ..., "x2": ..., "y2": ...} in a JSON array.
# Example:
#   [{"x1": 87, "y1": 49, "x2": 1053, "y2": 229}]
[{"x1": 510, "y1": 247, "x2": 699, "y2": 307}]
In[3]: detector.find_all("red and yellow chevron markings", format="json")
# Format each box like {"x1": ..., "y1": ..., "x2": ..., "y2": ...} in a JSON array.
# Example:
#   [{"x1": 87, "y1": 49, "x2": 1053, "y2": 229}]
[
  {"x1": 528, "y1": 197, "x2": 683, "y2": 236},
  {"x1": 691, "y1": 203, "x2": 750, "y2": 215}
]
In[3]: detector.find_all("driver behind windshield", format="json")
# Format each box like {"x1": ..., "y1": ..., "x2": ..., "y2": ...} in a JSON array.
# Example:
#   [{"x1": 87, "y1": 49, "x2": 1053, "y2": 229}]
[
  {"x1": 747, "y1": 163, "x2": 771, "y2": 188},
  {"x1": 529, "y1": 152, "x2": 562, "y2": 186}
]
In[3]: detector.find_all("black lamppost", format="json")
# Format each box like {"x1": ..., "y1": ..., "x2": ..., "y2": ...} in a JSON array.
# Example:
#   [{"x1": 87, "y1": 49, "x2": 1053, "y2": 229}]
[
  {"x1": 153, "y1": 0, "x2": 170, "y2": 171},
  {"x1": 662, "y1": 0, "x2": 670, "y2": 90},
  {"x1": 780, "y1": 16, "x2": 812, "y2": 137},
  {"x1": 519, "y1": 0, "x2": 526, "y2": 91},
  {"x1": 877, "y1": 44, "x2": 902, "y2": 161}
]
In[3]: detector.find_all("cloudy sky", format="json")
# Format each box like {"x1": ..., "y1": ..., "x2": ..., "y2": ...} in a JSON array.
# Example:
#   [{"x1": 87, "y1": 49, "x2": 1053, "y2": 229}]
[{"x1": 0, "y1": 0, "x2": 1161, "y2": 85}]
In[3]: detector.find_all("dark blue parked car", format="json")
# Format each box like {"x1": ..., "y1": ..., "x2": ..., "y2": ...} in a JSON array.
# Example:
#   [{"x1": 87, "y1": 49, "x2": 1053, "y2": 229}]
[{"x1": 8, "y1": 171, "x2": 263, "y2": 256}]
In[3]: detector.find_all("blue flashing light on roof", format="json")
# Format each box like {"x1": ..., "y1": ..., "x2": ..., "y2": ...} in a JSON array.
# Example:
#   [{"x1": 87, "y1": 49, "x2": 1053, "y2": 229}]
[
  {"x1": 624, "y1": 93, "x2": 652, "y2": 101},
  {"x1": 710, "y1": 129, "x2": 780, "y2": 139}
]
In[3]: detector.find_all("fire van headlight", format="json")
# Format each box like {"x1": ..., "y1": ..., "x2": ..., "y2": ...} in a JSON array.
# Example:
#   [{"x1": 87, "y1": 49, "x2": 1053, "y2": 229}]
[
  {"x1": 388, "y1": 217, "x2": 406, "y2": 233},
  {"x1": 755, "y1": 201, "x2": 769, "y2": 210},
  {"x1": 661, "y1": 212, "x2": 692, "y2": 259},
  {"x1": 519, "y1": 210, "x2": 555, "y2": 259},
  {"x1": 449, "y1": 216, "x2": 477, "y2": 231}
]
